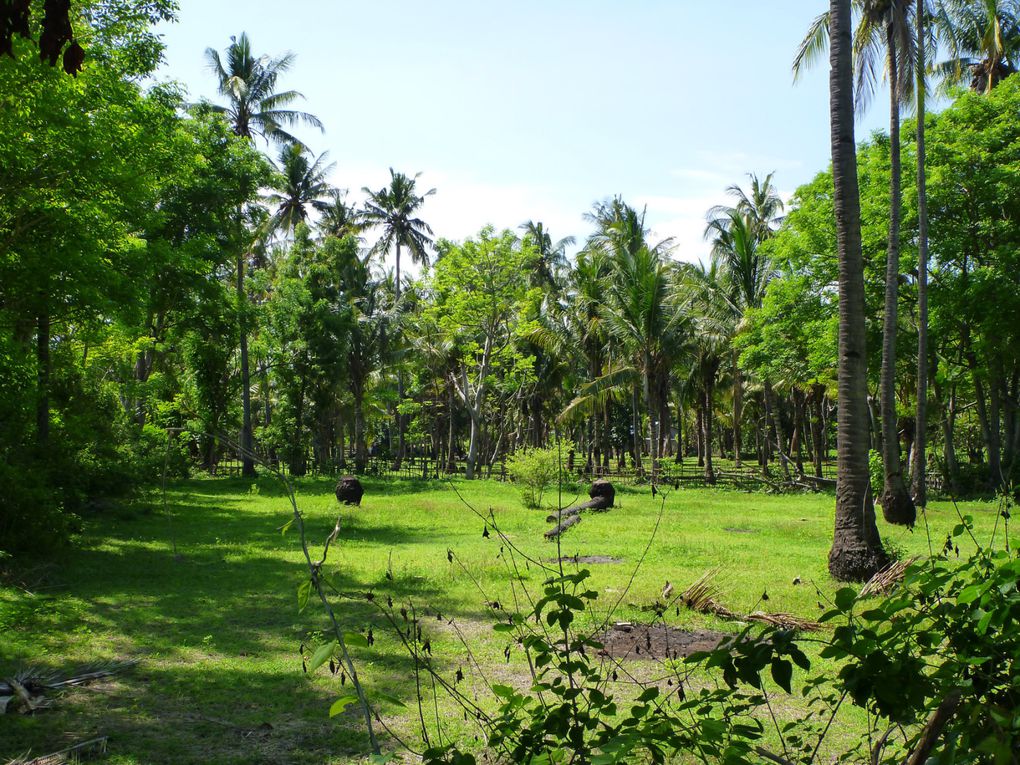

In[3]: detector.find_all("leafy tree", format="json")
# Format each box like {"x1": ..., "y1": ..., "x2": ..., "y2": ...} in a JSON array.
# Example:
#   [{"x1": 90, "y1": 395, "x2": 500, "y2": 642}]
[{"x1": 426, "y1": 227, "x2": 538, "y2": 479}]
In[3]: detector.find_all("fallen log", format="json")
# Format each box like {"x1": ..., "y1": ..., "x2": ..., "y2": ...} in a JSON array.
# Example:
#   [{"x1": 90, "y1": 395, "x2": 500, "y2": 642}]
[{"x1": 544, "y1": 514, "x2": 582, "y2": 539}]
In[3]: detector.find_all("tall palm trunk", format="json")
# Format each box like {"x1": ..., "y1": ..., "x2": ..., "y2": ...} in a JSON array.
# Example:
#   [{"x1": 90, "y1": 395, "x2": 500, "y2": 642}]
[
  {"x1": 764, "y1": 381, "x2": 791, "y2": 480},
  {"x1": 354, "y1": 389, "x2": 367, "y2": 472},
  {"x1": 828, "y1": 0, "x2": 888, "y2": 581},
  {"x1": 878, "y1": 28, "x2": 916, "y2": 525},
  {"x1": 643, "y1": 362, "x2": 659, "y2": 479},
  {"x1": 732, "y1": 354, "x2": 743, "y2": 467},
  {"x1": 394, "y1": 241, "x2": 406, "y2": 469},
  {"x1": 631, "y1": 384, "x2": 642, "y2": 471},
  {"x1": 238, "y1": 253, "x2": 256, "y2": 477},
  {"x1": 702, "y1": 380, "x2": 716, "y2": 484},
  {"x1": 911, "y1": 3, "x2": 930, "y2": 506}
]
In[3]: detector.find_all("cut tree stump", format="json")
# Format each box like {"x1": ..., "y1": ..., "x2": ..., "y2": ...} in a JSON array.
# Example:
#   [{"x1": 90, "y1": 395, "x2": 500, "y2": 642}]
[{"x1": 334, "y1": 476, "x2": 364, "y2": 506}]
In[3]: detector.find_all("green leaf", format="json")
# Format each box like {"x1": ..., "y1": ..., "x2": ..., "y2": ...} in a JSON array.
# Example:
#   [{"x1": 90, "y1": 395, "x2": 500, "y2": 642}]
[
  {"x1": 491, "y1": 684, "x2": 516, "y2": 699},
  {"x1": 329, "y1": 694, "x2": 358, "y2": 717},
  {"x1": 297, "y1": 579, "x2": 312, "y2": 612},
  {"x1": 834, "y1": 587, "x2": 857, "y2": 612},
  {"x1": 958, "y1": 584, "x2": 984, "y2": 605},
  {"x1": 374, "y1": 691, "x2": 407, "y2": 708},
  {"x1": 309, "y1": 641, "x2": 336, "y2": 672},
  {"x1": 343, "y1": 631, "x2": 369, "y2": 648},
  {"x1": 770, "y1": 658, "x2": 793, "y2": 693}
]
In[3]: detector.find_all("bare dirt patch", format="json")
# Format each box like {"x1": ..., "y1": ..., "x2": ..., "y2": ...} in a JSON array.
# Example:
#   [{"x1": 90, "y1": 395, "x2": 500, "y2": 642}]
[
  {"x1": 547, "y1": 555, "x2": 623, "y2": 565},
  {"x1": 596, "y1": 623, "x2": 727, "y2": 661}
]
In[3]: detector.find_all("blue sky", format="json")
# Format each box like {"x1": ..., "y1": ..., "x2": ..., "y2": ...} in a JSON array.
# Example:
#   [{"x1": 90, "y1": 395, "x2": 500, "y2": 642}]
[{"x1": 155, "y1": 1, "x2": 893, "y2": 263}]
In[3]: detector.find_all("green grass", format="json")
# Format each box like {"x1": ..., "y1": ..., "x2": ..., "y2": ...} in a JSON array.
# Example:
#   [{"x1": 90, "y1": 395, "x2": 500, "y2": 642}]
[{"x1": 0, "y1": 476, "x2": 1008, "y2": 764}]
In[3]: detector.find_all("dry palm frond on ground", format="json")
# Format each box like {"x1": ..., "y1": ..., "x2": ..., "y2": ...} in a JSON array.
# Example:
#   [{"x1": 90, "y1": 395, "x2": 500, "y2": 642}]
[
  {"x1": 859, "y1": 556, "x2": 920, "y2": 598},
  {"x1": 0, "y1": 660, "x2": 136, "y2": 715},
  {"x1": 679, "y1": 570, "x2": 822, "y2": 631}
]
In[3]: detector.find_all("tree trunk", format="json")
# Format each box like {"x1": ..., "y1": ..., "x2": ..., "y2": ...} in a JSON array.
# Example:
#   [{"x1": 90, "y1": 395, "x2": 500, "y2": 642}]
[
  {"x1": 631, "y1": 384, "x2": 642, "y2": 472},
  {"x1": 394, "y1": 241, "x2": 406, "y2": 469},
  {"x1": 696, "y1": 405, "x2": 705, "y2": 467},
  {"x1": 764, "y1": 381, "x2": 791, "y2": 480},
  {"x1": 939, "y1": 381, "x2": 960, "y2": 495},
  {"x1": 238, "y1": 253, "x2": 256, "y2": 478},
  {"x1": 827, "y1": 0, "x2": 888, "y2": 581},
  {"x1": 911, "y1": 6, "x2": 930, "y2": 506},
  {"x1": 811, "y1": 384, "x2": 826, "y2": 478},
  {"x1": 791, "y1": 387, "x2": 807, "y2": 477},
  {"x1": 36, "y1": 303, "x2": 50, "y2": 448},
  {"x1": 644, "y1": 365, "x2": 659, "y2": 479},
  {"x1": 878, "y1": 30, "x2": 916, "y2": 526},
  {"x1": 465, "y1": 408, "x2": 480, "y2": 479},
  {"x1": 732, "y1": 357, "x2": 743, "y2": 467},
  {"x1": 354, "y1": 390, "x2": 367, "y2": 473},
  {"x1": 702, "y1": 382, "x2": 716, "y2": 484}
]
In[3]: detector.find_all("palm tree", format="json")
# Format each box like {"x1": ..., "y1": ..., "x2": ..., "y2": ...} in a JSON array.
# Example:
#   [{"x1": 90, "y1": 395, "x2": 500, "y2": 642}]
[
  {"x1": 265, "y1": 143, "x2": 335, "y2": 236},
  {"x1": 362, "y1": 169, "x2": 436, "y2": 298},
  {"x1": 704, "y1": 175, "x2": 783, "y2": 469},
  {"x1": 204, "y1": 33, "x2": 323, "y2": 145},
  {"x1": 519, "y1": 220, "x2": 574, "y2": 291},
  {"x1": 826, "y1": 0, "x2": 889, "y2": 580},
  {"x1": 912, "y1": 1, "x2": 932, "y2": 505},
  {"x1": 318, "y1": 189, "x2": 366, "y2": 241},
  {"x1": 602, "y1": 245, "x2": 684, "y2": 479},
  {"x1": 583, "y1": 199, "x2": 680, "y2": 477},
  {"x1": 204, "y1": 32, "x2": 322, "y2": 478},
  {"x1": 678, "y1": 261, "x2": 734, "y2": 484},
  {"x1": 337, "y1": 247, "x2": 390, "y2": 472},
  {"x1": 361, "y1": 169, "x2": 435, "y2": 468},
  {"x1": 795, "y1": 1, "x2": 917, "y2": 526},
  {"x1": 935, "y1": 0, "x2": 1019, "y2": 93}
]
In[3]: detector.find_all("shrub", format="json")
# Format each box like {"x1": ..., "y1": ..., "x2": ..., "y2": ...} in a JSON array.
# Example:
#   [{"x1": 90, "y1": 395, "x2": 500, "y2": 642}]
[{"x1": 505, "y1": 440, "x2": 573, "y2": 509}]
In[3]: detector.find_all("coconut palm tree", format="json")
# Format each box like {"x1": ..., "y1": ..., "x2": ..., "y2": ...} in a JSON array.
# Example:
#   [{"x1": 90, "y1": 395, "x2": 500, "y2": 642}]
[
  {"x1": 827, "y1": 0, "x2": 889, "y2": 580},
  {"x1": 795, "y1": 0, "x2": 918, "y2": 526},
  {"x1": 337, "y1": 247, "x2": 390, "y2": 472},
  {"x1": 678, "y1": 261, "x2": 734, "y2": 484},
  {"x1": 912, "y1": 0, "x2": 933, "y2": 505},
  {"x1": 204, "y1": 32, "x2": 322, "y2": 478},
  {"x1": 935, "y1": 0, "x2": 1019, "y2": 93},
  {"x1": 361, "y1": 169, "x2": 435, "y2": 468},
  {"x1": 264, "y1": 143, "x2": 335, "y2": 237},
  {"x1": 204, "y1": 33, "x2": 323, "y2": 145},
  {"x1": 581, "y1": 199, "x2": 681, "y2": 477},
  {"x1": 704, "y1": 177, "x2": 783, "y2": 470},
  {"x1": 318, "y1": 189, "x2": 366, "y2": 241},
  {"x1": 361, "y1": 169, "x2": 436, "y2": 299},
  {"x1": 601, "y1": 244, "x2": 684, "y2": 479},
  {"x1": 519, "y1": 220, "x2": 574, "y2": 291}
]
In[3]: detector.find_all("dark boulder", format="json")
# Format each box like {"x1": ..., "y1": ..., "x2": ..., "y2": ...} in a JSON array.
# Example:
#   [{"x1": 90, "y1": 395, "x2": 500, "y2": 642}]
[{"x1": 335, "y1": 476, "x2": 364, "y2": 506}]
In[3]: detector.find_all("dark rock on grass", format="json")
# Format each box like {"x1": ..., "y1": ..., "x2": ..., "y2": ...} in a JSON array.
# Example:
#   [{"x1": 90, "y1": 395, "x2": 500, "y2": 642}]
[{"x1": 335, "y1": 476, "x2": 364, "y2": 506}]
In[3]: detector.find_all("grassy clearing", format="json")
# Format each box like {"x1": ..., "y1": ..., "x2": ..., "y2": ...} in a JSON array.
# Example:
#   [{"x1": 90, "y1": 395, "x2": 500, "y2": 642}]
[{"x1": 0, "y1": 476, "x2": 1007, "y2": 764}]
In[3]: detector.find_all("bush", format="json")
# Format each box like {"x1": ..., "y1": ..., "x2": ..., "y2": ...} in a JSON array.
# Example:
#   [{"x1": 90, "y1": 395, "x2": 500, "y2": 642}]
[{"x1": 505, "y1": 440, "x2": 573, "y2": 509}]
